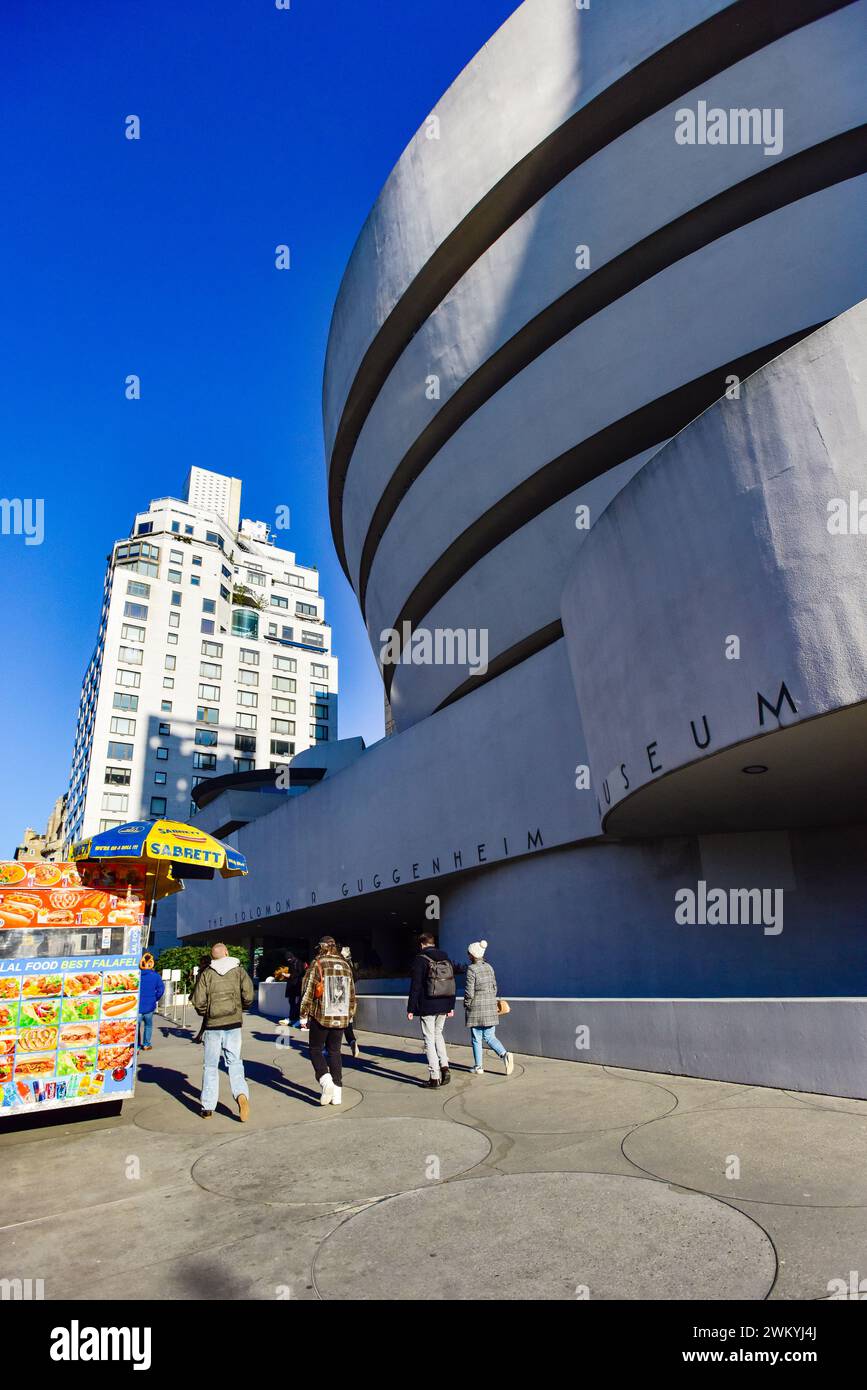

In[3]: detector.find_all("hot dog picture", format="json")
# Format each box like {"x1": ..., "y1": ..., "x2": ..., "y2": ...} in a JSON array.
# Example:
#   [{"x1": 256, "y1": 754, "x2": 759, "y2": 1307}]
[
  {"x1": 100, "y1": 993, "x2": 137, "y2": 1017},
  {"x1": 22, "y1": 976, "x2": 62, "y2": 998},
  {"x1": 59, "y1": 1021, "x2": 99, "y2": 1048},
  {"x1": 14, "y1": 1053, "x2": 56, "y2": 1078}
]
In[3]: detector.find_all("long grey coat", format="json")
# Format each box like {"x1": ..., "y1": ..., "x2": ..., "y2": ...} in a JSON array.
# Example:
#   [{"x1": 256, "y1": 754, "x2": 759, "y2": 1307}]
[{"x1": 464, "y1": 960, "x2": 499, "y2": 1029}]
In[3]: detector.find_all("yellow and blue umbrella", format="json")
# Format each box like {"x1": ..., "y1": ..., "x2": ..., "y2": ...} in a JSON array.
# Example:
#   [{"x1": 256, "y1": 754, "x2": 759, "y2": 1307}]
[{"x1": 72, "y1": 820, "x2": 247, "y2": 946}]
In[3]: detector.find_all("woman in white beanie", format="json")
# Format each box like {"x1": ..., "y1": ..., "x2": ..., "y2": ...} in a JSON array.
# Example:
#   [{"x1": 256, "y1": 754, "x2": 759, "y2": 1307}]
[{"x1": 463, "y1": 941, "x2": 513, "y2": 1075}]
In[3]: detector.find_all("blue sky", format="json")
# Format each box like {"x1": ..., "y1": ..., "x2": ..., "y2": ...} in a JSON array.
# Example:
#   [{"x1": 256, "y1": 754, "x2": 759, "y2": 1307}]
[{"x1": 0, "y1": 0, "x2": 520, "y2": 855}]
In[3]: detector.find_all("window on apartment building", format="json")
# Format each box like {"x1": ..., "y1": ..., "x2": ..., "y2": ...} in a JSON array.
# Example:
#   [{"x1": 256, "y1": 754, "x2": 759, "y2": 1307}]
[
  {"x1": 302, "y1": 632, "x2": 324, "y2": 647},
  {"x1": 156, "y1": 748, "x2": 169, "y2": 762},
  {"x1": 201, "y1": 619, "x2": 215, "y2": 635},
  {"x1": 234, "y1": 757, "x2": 255, "y2": 773},
  {"x1": 126, "y1": 581, "x2": 150, "y2": 599},
  {"x1": 198, "y1": 683, "x2": 220, "y2": 702},
  {"x1": 195, "y1": 728, "x2": 218, "y2": 747},
  {"x1": 288, "y1": 573, "x2": 305, "y2": 588},
  {"x1": 311, "y1": 725, "x2": 329, "y2": 741},
  {"x1": 193, "y1": 555, "x2": 203, "y2": 567},
  {"x1": 167, "y1": 632, "x2": 178, "y2": 645},
  {"x1": 118, "y1": 646, "x2": 143, "y2": 665},
  {"x1": 193, "y1": 752, "x2": 217, "y2": 771},
  {"x1": 311, "y1": 704, "x2": 329, "y2": 720},
  {"x1": 273, "y1": 676, "x2": 296, "y2": 693},
  {"x1": 107, "y1": 741, "x2": 134, "y2": 760},
  {"x1": 171, "y1": 590, "x2": 182, "y2": 606},
  {"x1": 115, "y1": 669, "x2": 141, "y2": 688},
  {"x1": 167, "y1": 569, "x2": 182, "y2": 583},
  {"x1": 101, "y1": 791, "x2": 129, "y2": 813},
  {"x1": 121, "y1": 624, "x2": 145, "y2": 643},
  {"x1": 185, "y1": 524, "x2": 194, "y2": 535},
  {"x1": 158, "y1": 722, "x2": 171, "y2": 736},
  {"x1": 170, "y1": 549, "x2": 183, "y2": 563},
  {"x1": 267, "y1": 623, "x2": 277, "y2": 636},
  {"x1": 221, "y1": 564, "x2": 230, "y2": 579},
  {"x1": 168, "y1": 611, "x2": 180, "y2": 629},
  {"x1": 296, "y1": 602, "x2": 316, "y2": 617},
  {"x1": 171, "y1": 521, "x2": 180, "y2": 533},
  {"x1": 246, "y1": 569, "x2": 266, "y2": 586},
  {"x1": 201, "y1": 641, "x2": 223, "y2": 659},
  {"x1": 237, "y1": 691, "x2": 257, "y2": 708},
  {"x1": 272, "y1": 697, "x2": 295, "y2": 714},
  {"x1": 163, "y1": 677, "x2": 174, "y2": 689},
  {"x1": 161, "y1": 700, "x2": 172, "y2": 713},
  {"x1": 123, "y1": 602, "x2": 148, "y2": 620},
  {"x1": 235, "y1": 713, "x2": 257, "y2": 730},
  {"x1": 202, "y1": 599, "x2": 216, "y2": 615},
  {"x1": 110, "y1": 716, "x2": 135, "y2": 735},
  {"x1": 270, "y1": 739, "x2": 294, "y2": 757},
  {"x1": 274, "y1": 655, "x2": 297, "y2": 672},
  {"x1": 164, "y1": 654, "x2": 176, "y2": 671},
  {"x1": 281, "y1": 626, "x2": 293, "y2": 641},
  {"x1": 270, "y1": 595, "x2": 288, "y2": 609},
  {"x1": 271, "y1": 719, "x2": 295, "y2": 735},
  {"x1": 154, "y1": 771, "x2": 167, "y2": 785},
  {"x1": 190, "y1": 576, "x2": 201, "y2": 587},
  {"x1": 191, "y1": 776, "x2": 210, "y2": 790},
  {"x1": 99, "y1": 819, "x2": 125, "y2": 832},
  {"x1": 150, "y1": 797, "x2": 167, "y2": 817},
  {"x1": 104, "y1": 767, "x2": 131, "y2": 786},
  {"x1": 196, "y1": 706, "x2": 219, "y2": 724},
  {"x1": 234, "y1": 734, "x2": 256, "y2": 754},
  {"x1": 200, "y1": 661, "x2": 221, "y2": 679},
  {"x1": 237, "y1": 668, "x2": 258, "y2": 685},
  {"x1": 311, "y1": 664, "x2": 328, "y2": 678},
  {"x1": 136, "y1": 522, "x2": 153, "y2": 535},
  {"x1": 205, "y1": 531, "x2": 222, "y2": 547},
  {"x1": 126, "y1": 560, "x2": 158, "y2": 578},
  {"x1": 239, "y1": 648, "x2": 259, "y2": 666},
  {"x1": 112, "y1": 693, "x2": 138, "y2": 712}
]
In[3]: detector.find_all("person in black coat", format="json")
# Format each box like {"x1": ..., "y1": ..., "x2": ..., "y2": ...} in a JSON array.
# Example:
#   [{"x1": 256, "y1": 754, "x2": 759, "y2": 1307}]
[
  {"x1": 407, "y1": 932, "x2": 455, "y2": 1087},
  {"x1": 283, "y1": 953, "x2": 305, "y2": 1025}
]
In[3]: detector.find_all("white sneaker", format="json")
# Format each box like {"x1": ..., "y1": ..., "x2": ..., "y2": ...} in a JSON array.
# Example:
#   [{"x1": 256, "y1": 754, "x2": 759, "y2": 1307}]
[
  {"x1": 331, "y1": 1085, "x2": 342, "y2": 1105},
  {"x1": 319, "y1": 1075, "x2": 334, "y2": 1106},
  {"x1": 504, "y1": 1053, "x2": 514, "y2": 1075},
  {"x1": 470, "y1": 1066, "x2": 484, "y2": 1075},
  {"x1": 351, "y1": 1041, "x2": 361, "y2": 1059}
]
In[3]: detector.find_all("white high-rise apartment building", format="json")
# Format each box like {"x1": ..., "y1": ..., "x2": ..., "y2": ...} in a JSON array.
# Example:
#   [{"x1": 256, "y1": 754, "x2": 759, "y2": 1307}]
[{"x1": 65, "y1": 469, "x2": 337, "y2": 844}]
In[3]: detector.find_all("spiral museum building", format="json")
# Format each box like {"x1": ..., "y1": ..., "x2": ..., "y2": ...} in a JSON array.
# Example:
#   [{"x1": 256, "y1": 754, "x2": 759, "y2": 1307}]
[{"x1": 178, "y1": 0, "x2": 867, "y2": 1095}]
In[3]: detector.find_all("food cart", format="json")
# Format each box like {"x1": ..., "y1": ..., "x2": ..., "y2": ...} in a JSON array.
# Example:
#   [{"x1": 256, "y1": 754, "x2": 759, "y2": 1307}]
[{"x1": 0, "y1": 859, "x2": 144, "y2": 1116}]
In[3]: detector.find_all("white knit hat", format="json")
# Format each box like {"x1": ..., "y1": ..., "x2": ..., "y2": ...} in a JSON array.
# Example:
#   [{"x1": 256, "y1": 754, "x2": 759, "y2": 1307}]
[{"x1": 468, "y1": 940, "x2": 487, "y2": 959}]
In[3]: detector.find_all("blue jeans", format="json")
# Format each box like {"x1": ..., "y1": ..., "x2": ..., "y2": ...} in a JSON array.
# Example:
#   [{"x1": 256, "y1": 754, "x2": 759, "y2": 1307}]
[
  {"x1": 471, "y1": 1026, "x2": 507, "y2": 1069},
  {"x1": 139, "y1": 1011, "x2": 154, "y2": 1047},
  {"x1": 201, "y1": 1027, "x2": 249, "y2": 1111}
]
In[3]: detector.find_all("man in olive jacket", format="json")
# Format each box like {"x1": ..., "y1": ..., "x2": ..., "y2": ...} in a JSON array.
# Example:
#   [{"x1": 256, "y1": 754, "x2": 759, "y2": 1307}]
[{"x1": 191, "y1": 943, "x2": 255, "y2": 1120}]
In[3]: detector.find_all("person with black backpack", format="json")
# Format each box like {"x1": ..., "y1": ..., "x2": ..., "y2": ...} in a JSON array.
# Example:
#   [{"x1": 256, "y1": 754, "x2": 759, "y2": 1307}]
[{"x1": 407, "y1": 931, "x2": 455, "y2": 1088}]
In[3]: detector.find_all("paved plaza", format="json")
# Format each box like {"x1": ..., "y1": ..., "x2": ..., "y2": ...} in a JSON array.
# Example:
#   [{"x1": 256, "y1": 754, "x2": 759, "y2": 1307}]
[{"x1": 2, "y1": 1011, "x2": 867, "y2": 1301}]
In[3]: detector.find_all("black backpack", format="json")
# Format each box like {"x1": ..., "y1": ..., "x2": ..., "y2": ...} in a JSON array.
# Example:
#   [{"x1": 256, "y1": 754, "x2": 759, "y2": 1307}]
[{"x1": 424, "y1": 954, "x2": 455, "y2": 998}]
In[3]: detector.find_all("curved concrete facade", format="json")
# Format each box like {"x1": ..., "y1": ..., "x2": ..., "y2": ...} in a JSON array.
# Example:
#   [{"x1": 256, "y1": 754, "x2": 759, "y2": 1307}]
[
  {"x1": 178, "y1": 0, "x2": 867, "y2": 1096},
  {"x1": 562, "y1": 301, "x2": 867, "y2": 835}
]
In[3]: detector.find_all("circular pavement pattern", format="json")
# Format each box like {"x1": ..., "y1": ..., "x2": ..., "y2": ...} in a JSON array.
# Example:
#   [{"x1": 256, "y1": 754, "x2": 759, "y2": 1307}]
[
  {"x1": 314, "y1": 1172, "x2": 776, "y2": 1300},
  {"x1": 448, "y1": 1068, "x2": 674, "y2": 1134},
  {"x1": 191, "y1": 1117, "x2": 491, "y2": 1204},
  {"x1": 623, "y1": 1106, "x2": 867, "y2": 1206}
]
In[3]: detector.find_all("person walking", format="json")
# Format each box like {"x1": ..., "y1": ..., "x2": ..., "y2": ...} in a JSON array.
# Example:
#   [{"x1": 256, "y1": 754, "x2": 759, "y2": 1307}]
[
  {"x1": 299, "y1": 937, "x2": 356, "y2": 1105},
  {"x1": 137, "y1": 953, "x2": 165, "y2": 1051},
  {"x1": 407, "y1": 932, "x2": 455, "y2": 1088},
  {"x1": 464, "y1": 940, "x2": 514, "y2": 1075},
  {"x1": 190, "y1": 943, "x2": 255, "y2": 1120},
  {"x1": 339, "y1": 944, "x2": 362, "y2": 1059},
  {"x1": 284, "y1": 952, "x2": 305, "y2": 1026}
]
